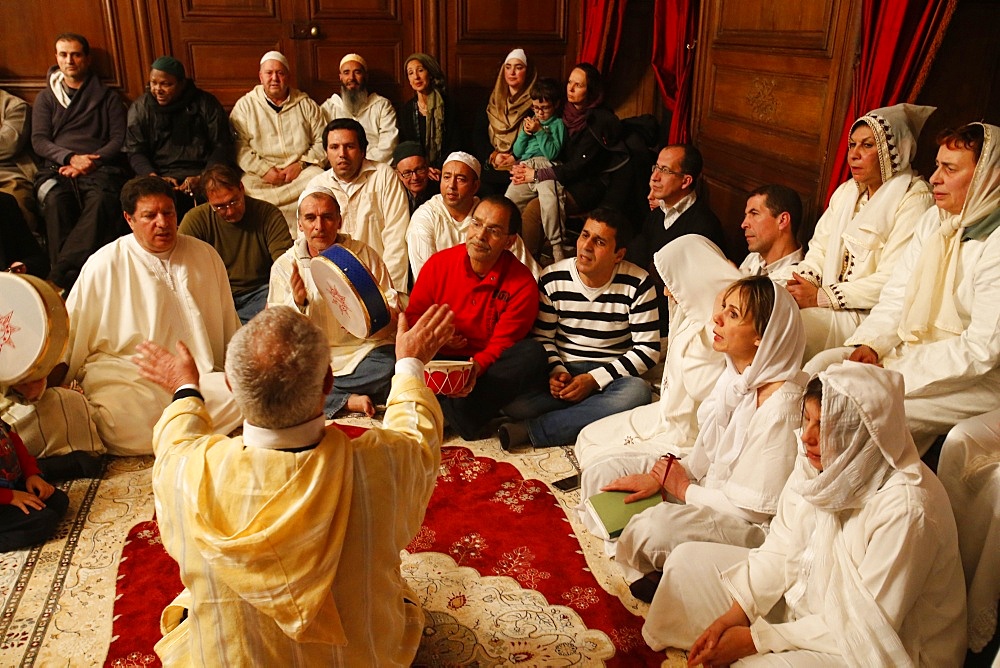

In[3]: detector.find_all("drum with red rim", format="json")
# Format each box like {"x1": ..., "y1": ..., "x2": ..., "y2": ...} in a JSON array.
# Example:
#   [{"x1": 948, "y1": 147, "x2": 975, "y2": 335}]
[{"x1": 0, "y1": 274, "x2": 69, "y2": 385}]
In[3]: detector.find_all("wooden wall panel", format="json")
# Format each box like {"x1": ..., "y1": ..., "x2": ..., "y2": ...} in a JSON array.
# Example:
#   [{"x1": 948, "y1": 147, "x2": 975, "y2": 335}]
[
  {"x1": 443, "y1": 0, "x2": 579, "y2": 136},
  {"x1": 691, "y1": 0, "x2": 859, "y2": 259},
  {"x1": 0, "y1": 0, "x2": 151, "y2": 102}
]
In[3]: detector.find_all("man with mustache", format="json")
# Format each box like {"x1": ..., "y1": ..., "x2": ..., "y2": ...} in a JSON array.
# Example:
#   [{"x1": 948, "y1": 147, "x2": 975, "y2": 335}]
[{"x1": 405, "y1": 194, "x2": 547, "y2": 440}]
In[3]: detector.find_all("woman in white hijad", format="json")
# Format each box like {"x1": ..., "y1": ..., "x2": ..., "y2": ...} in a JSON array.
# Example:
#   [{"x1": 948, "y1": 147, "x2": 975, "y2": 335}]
[
  {"x1": 782, "y1": 104, "x2": 934, "y2": 361},
  {"x1": 645, "y1": 363, "x2": 966, "y2": 667},
  {"x1": 595, "y1": 275, "x2": 807, "y2": 597}
]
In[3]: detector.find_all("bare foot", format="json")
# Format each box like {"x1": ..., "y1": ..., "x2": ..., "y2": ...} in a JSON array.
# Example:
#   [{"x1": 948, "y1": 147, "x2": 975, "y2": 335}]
[{"x1": 346, "y1": 394, "x2": 375, "y2": 417}]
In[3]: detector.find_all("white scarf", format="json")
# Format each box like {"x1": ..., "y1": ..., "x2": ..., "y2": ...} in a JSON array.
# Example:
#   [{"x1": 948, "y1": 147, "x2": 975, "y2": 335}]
[
  {"x1": 685, "y1": 280, "x2": 806, "y2": 488},
  {"x1": 898, "y1": 123, "x2": 1000, "y2": 343},
  {"x1": 794, "y1": 362, "x2": 922, "y2": 667},
  {"x1": 820, "y1": 104, "x2": 935, "y2": 286},
  {"x1": 653, "y1": 236, "x2": 740, "y2": 432},
  {"x1": 48, "y1": 69, "x2": 72, "y2": 109}
]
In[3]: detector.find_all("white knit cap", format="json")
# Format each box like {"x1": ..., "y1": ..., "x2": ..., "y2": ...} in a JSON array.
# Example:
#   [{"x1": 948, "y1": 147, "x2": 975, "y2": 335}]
[
  {"x1": 505, "y1": 48, "x2": 527, "y2": 66},
  {"x1": 443, "y1": 151, "x2": 481, "y2": 178},
  {"x1": 260, "y1": 51, "x2": 289, "y2": 68},
  {"x1": 340, "y1": 53, "x2": 367, "y2": 70},
  {"x1": 296, "y1": 184, "x2": 340, "y2": 218}
]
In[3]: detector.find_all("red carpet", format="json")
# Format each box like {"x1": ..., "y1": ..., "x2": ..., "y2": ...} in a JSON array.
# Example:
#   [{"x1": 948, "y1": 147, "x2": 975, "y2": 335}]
[{"x1": 105, "y1": 431, "x2": 660, "y2": 666}]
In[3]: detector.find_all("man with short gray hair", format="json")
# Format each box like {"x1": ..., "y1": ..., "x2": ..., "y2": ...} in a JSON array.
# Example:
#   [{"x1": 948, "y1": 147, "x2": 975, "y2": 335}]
[{"x1": 136, "y1": 302, "x2": 455, "y2": 665}]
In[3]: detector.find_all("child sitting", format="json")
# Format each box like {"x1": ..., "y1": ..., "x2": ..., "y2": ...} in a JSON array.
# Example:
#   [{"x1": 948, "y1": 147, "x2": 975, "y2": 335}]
[
  {"x1": 505, "y1": 78, "x2": 568, "y2": 260},
  {"x1": 0, "y1": 417, "x2": 69, "y2": 552}
]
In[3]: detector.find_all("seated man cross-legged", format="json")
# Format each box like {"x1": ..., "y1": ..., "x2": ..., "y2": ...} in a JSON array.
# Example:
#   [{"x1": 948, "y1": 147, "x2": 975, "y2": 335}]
[
  {"x1": 500, "y1": 207, "x2": 659, "y2": 450},
  {"x1": 406, "y1": 194, "x2": 548, "y2": 440},
  {"x1": 268, "y1": 185, "x2": 400, "y2": 417}
]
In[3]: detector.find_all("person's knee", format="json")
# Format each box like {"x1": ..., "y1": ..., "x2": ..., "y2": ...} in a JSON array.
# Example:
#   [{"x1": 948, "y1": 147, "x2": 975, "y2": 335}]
[{"x1": 606, "y1": 377, "x2": 652, "y2": 408}]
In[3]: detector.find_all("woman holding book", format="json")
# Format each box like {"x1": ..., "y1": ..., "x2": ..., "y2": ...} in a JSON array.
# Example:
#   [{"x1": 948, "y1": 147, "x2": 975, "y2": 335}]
[
  {"x1": 645, "y1": 364, "x2": 966, "y2": 666},
  {"x1": 595, "y1": 275, "x2": 806, "y2": 602}
]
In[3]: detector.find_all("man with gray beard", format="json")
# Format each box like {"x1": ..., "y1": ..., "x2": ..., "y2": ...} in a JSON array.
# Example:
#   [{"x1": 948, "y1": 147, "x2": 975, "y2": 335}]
[{"x1": 321, "y1": 54, "x2": 398, "y2": 163}]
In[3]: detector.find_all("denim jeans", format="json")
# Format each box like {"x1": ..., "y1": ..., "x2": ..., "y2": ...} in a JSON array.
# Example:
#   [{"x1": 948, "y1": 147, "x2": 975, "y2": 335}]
[
  {"x1": 324, "y1": 344, "x2": 396, "y2": 416},
  {"x1": 504, "y1": 360, "x2": 652, "y2": 447},
  {"x1": 233, "y1": 283, "x2": 270, "y2": 325}
]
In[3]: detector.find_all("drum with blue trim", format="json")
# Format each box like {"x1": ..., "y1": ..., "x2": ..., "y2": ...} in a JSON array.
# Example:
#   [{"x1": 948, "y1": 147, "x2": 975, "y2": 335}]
[{"x1": 310, "y1": 245, "x2": 391, "y2": 338}]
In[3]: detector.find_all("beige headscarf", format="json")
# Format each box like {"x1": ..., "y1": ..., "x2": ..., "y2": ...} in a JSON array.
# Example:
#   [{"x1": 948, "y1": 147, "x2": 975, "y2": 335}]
[
  {"x1": 485, "y1": 49, "x2": 537, "y2": 154},
  {"x1": 898, "y1": 123, "x2": 1000, "y2": 342},
  {"x1": 792, "y1": 362, "x2": 922, "y2": 667},
  {"x1": 820, "y1": 104, "x2": 935, "y2": 286}
]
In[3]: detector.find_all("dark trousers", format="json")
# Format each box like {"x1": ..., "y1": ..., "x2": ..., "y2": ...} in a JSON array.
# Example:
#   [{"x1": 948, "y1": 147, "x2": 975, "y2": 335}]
[
  {"x1": 439, "y1": 338, "x2": 549, "y2": 440},
  {"x1": 0, "y1": 486, "x2": 69, "y2": 552},
  {"x1": 36, "y1": 169, "x2": 124, "y2": 291}
]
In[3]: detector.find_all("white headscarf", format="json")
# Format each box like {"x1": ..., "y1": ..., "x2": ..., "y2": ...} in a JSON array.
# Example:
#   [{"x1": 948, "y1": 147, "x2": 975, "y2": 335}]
[
  {"x1": 793, "y1": 362, "x2": 922, "y2": 667},
  {"x1": 898, "y1": 123, "x2": 1000, "y2": 342},
  {"x1": 685, "y1": 277, "x2": 806, "y2": 492},
  {"x1": 820, "y1": 104, "x2": 935, "y2": 286},
  {"x1": 652, "y1": 237, "x2": 740, "y2": 447}
]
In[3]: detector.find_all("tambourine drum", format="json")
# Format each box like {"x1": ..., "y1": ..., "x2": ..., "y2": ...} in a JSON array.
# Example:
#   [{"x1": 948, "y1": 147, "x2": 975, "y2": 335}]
[
  {"x1": 0, "y1": 274, "x2": 70, "y2": 384},
  {"x1": 310, "y1": 245, "x2": 391, "y2": 339}
]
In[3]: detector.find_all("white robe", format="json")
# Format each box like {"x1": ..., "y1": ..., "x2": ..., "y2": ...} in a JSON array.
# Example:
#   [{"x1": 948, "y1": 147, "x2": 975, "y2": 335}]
[
  {"x1": 938, "y1": 410, "x2": 1000, "y2": 653},
  {"x1": 305, "y1": 162, "x2": 411, "y2": 291},
  {"x1": 407, "y1": 193, "x2": 540, "y2": 280},
  {"x1": 230, "y1": 86, "x2": 328, "y2": 236},
  {"x1": 267, "y1": 234, "x2": 399, "y2": 376},
  {"x1": 791, "y1": 177, "x2": 931, "y2": 359},
  {"x1": 836, "y1": 206, "x2": 1000, "y2": 449},
  {"x1": 321, "y1": 92, "x2": 398, "y2": 163},
  {"x1": 65, "y1": 235, "x2": 242, "y2": 455},
  {"x1": 643, "y1": 458, "x2": 967, "y2": 668},
  {"x1": 739, "y1": 248, "x2": 804, "y2": 282}
]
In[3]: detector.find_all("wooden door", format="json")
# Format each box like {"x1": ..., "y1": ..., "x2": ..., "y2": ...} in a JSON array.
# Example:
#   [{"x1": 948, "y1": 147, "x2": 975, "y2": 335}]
[
  {"x1": 159, "y1": 0, "x2": 415, "y2": 109},
  {"x1": 690, "y1": 0, "x2": 860, "y2": 259}
]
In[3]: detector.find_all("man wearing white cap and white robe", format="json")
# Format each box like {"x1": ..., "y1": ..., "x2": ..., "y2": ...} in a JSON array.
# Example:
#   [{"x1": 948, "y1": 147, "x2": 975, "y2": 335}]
[
  {"x1": 230, "y1": 51, "x2": 328, "y2": 236},
  {"x1": 268, "y1": 185, "x2": 400, "y2": 418},
  {"x1": 321, "y1": 54, "x2": 398, "y2": 164},
  {"x1": 407, "y1": 151, "x2": 539, "y2": 280}
]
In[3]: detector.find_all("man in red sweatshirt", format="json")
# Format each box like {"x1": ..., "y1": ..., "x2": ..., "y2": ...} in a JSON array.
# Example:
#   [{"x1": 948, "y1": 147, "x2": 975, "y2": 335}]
[{"x1": 406, "y1": 194, "x2": 547, "y2": 439}]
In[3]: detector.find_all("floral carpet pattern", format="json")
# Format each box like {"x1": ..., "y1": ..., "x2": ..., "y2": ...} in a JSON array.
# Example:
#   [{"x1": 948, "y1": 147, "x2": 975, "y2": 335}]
[{"x1": 0, "y1": 422, "x2": 686, "y2": 667}]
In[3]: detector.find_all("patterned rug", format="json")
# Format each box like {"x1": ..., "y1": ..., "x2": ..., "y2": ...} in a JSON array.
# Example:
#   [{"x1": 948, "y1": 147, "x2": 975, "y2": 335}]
[
  {"x1": 103, "y1": 444, "x2": 665, "y2": 666},
  {"x1": 0, "y1": 423, "x2": 686, "y2": 667}
]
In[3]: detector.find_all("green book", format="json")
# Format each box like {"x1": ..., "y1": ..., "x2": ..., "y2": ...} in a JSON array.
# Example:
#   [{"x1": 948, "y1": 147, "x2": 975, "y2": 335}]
[{"x1": 585, "y1": 491, "x2": 662, "y2": 540}]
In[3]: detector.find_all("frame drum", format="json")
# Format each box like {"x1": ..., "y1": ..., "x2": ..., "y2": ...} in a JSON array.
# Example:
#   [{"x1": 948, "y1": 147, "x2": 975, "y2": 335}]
[
  {"x1": 0, "y1": 274, "x2": 70, "y2": 385},
  {"x1": 310, "y1": 245, "x2": 391, "y2": 339}
]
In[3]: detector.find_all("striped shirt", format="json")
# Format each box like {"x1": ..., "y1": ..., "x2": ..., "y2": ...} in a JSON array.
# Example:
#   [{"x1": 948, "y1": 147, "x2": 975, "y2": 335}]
[{"x1": 533, "y1": 258, "x2": 660, "y2": 389}]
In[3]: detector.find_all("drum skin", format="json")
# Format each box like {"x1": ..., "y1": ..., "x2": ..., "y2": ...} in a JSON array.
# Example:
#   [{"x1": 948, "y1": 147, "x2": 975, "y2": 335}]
[
  {"x1": 0, "y1": 274, "x2": 70, "y2": 385},
  {"x1": 310, "y1": 245, "x2": 391, "y2": 339}
]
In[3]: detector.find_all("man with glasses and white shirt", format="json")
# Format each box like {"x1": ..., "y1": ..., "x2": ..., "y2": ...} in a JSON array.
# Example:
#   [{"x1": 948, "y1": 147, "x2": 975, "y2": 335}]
[
  {"x1": 626, "y1": 144, "x2": 726, "y2": 274},
  {"x1": 180, "y1": 163, "x2": 292, "y2": 323},
  {"x1": 406, "y1": 194, "x2": 547, "y2": 439}
]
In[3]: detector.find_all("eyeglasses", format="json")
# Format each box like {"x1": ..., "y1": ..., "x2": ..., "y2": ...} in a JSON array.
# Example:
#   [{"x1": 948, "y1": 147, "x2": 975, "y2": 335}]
[
  {"x1": 398, "y1": 166, "x2": 428, "y2": 179},
  {"x1": 211, "y1": 196, "x2": 243, "y2": 212},
  {"x1": 531, "y1": 103, "x2": 554, "y2": 113},
  {"x1": 469, "y1": 218, "x2": 509, "y2": 239},
  {"x1": 651, "y1": 164, "x2": 685, "y2": 178}
]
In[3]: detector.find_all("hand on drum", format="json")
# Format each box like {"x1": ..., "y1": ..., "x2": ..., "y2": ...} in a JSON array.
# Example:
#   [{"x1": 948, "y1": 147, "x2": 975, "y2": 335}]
[
  {"x1": 446, "y1": 359, "x2": 479, "y2": 398},
  {"x1": 396, "y1": 304, "x2": 455, "y2": 364},
  {"x1": 134, "y1": 340, "x2": 200, "y2": 394}
]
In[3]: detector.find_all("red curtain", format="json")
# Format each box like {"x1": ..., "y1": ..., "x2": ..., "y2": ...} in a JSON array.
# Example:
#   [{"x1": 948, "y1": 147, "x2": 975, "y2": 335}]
[
  {"x1": 652, "y1": 0, "x2": 698, "y2": 143},
  {"x1": 578, "y1": 0, "x2": 629, "y2": 72},
  {"x1": 825, "y1": 0, "x2": 958, "y2": 203}
]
